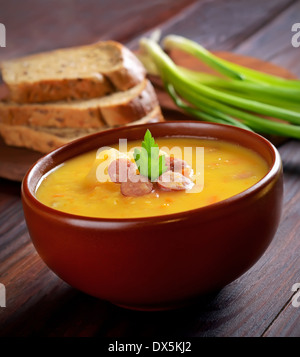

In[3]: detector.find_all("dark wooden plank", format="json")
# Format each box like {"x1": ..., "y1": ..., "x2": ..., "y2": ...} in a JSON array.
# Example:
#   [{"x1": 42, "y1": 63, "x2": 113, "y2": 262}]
[
  {"x1": 0, "y1": 184, "x2": 77, "y2": 336},
  {"x1": 263, "y1": 301, "x2": 300, "y2": 337},
  {"x1": 0, "y1": 138, "x2": 42, "y2": 182},
  {"x1": 261, "y1": 140, "x2": 300, "y2": 337},
  {"x1": 0, "y1": 178, "x2": 20, "y2": 204},
  {"x1": 234, "y1": 0, "x2": 300, "y2": 77},
  {"x1": 0, "y1": 0, "x2": 196, "y2": 60},
  {"x1": 126, "y1": 0, "x2": 295, "y2": 50}
]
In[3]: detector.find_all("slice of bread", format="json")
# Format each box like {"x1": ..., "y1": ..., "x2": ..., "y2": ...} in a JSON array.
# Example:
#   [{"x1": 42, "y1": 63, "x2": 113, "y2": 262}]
[
  {"x1": 0, "y1": 79, "x2": 157, "y2": 128},
  {"x1": 0, "y1": 106, "x2": 164, "y2": 153},
  {"x1": 1, "y1": 41, "x2": 146, "y2": 103}
]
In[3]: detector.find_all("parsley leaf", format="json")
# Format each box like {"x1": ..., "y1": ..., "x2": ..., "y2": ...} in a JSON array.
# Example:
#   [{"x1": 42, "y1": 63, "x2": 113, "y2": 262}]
[{"x1": 133, "y1": 129, "x2": 167, "y2": 181}]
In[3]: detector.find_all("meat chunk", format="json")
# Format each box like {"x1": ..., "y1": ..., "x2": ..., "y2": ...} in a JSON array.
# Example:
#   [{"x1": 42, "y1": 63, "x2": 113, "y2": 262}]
[
  {"x1": 165, "y1": 156, "x2": 193, "y2": 178},
  {"x1": 157, "y1": 171, "x2": 194, "y2": 191},
  {"x1": 120, "y1": 176, "x2": 153, "y2": 197},
  {"x1": 108, "y1": 158, "x2": 137, "y2": 183}
]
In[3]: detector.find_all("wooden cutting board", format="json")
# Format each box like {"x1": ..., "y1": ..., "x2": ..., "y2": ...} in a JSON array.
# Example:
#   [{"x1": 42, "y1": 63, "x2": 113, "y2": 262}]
[{"x1": 0, "y1": 50, "x2": 297, "y2": 182}]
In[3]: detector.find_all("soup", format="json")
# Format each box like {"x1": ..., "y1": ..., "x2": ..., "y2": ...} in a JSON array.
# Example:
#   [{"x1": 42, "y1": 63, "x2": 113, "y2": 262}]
[{"x1": 35, "y1": 137, "x2": 269, "y2": 218}]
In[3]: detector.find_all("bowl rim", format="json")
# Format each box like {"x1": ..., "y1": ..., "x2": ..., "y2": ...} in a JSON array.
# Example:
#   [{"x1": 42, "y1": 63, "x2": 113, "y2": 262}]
[{"x1": 21, "y1": 121, "x2": 282, "y2": 224}]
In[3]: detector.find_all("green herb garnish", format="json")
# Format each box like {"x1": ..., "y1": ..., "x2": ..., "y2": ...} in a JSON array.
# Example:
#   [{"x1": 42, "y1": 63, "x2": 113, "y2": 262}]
[{"x1": 133, "y1": 129, "x2": 167, "y2": 181}]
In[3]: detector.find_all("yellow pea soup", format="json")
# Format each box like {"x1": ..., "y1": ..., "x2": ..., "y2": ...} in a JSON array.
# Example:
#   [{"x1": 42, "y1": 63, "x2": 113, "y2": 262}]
[{"x1": 35, "y1": 138, "x2": 269, "y2": 218}]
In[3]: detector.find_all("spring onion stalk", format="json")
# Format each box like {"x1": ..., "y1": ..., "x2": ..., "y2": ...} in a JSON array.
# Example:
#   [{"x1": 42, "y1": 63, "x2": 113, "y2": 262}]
[
  {"x1": 173, "y1": 68, "x2": 300, "y2": 110},
  {"x1": 163, "y1": 35, "x2": 245, "y2": 81},
  {"x1": 166, "y1": 92, "x2": 231, "y2": 126},
  {"x1": 171, "y1": 72, "x2": 299, "y2": 137},
  {"x1": 178, "y1": 68, "x2": 300, "y2": 110},
  {"x1": 173, "y1": 81, "x2": 300, "y2": 139},
  {"x1": 180, "y1": 67, "x2": 300, "y2": 103},
  {"x1": 141, "y1": 38, "x2": 300, "y2": 125},
  {"x1": 165, "y1": 83, "x2": 252, "y2": 131},
  {"x1": 218, "y1": 57, "x2": 300, "y2": 90},
  {"x1": 139, "y1": 35, "x2": 300, "y2": 139},
  {"x1": 163, "y1": 35, "x2": 300, "y2": 89},
  {"x1": 219, "y1": 90, "x2": 300, "y2": 113}
]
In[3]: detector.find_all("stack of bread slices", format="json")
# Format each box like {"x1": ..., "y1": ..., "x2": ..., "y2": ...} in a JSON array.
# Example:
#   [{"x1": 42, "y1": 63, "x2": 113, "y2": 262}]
[{"x1": 0, "y1": 41, "x2": 163, "y2": 153}]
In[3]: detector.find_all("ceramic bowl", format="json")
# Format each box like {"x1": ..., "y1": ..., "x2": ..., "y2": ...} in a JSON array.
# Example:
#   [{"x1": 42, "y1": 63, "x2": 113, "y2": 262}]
[{"x1": 21, "y1": 122, "x2": 283, "y2": 311}]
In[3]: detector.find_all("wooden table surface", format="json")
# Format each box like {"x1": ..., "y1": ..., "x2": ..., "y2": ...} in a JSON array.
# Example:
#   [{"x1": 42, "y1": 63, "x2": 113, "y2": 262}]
[{"x1": 0, "y1": 0, "x2": 300, "y2": 337}]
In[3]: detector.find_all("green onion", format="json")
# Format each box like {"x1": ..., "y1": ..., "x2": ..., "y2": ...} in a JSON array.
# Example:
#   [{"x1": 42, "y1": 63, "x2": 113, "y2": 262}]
[
  {"x1": 165, "y1": 82, "x2": 252, "y2": 131},
  {"x1": 139, "y1": 36, "x2": 300, "y2": 140},
  {"x1": 163, "y1": 35, "x2": 245, "y2": 81},
  {"x1": 174, "y1": 82, "x2": 300, "y2": 139},
  {"x1": 180, "y1": 67, "x2": 300, "y2": 104},
  {"x1": 163, "y1": 35, "x2": 300, "y2": 89}
]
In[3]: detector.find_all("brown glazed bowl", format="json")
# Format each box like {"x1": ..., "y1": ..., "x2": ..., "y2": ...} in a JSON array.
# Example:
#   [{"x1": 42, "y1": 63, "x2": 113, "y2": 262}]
[{"x1": 21, "y1": 122, "x2": 283, "y2": 311}]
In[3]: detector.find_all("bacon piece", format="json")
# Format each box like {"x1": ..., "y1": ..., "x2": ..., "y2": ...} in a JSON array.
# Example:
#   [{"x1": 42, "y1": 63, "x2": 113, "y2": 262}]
[
  {"x1": 120, "y1": 176, "x2": 153, "y2": 197},
  {"x1": 165, "y1": 156, "x2": 193, "y2": 178},
  {"x1": 107, "y1": 158, "x2": 137, "y2": 183},
  {"x1": 157, "y1": 170, "x2": 194, "y2": 191}
]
